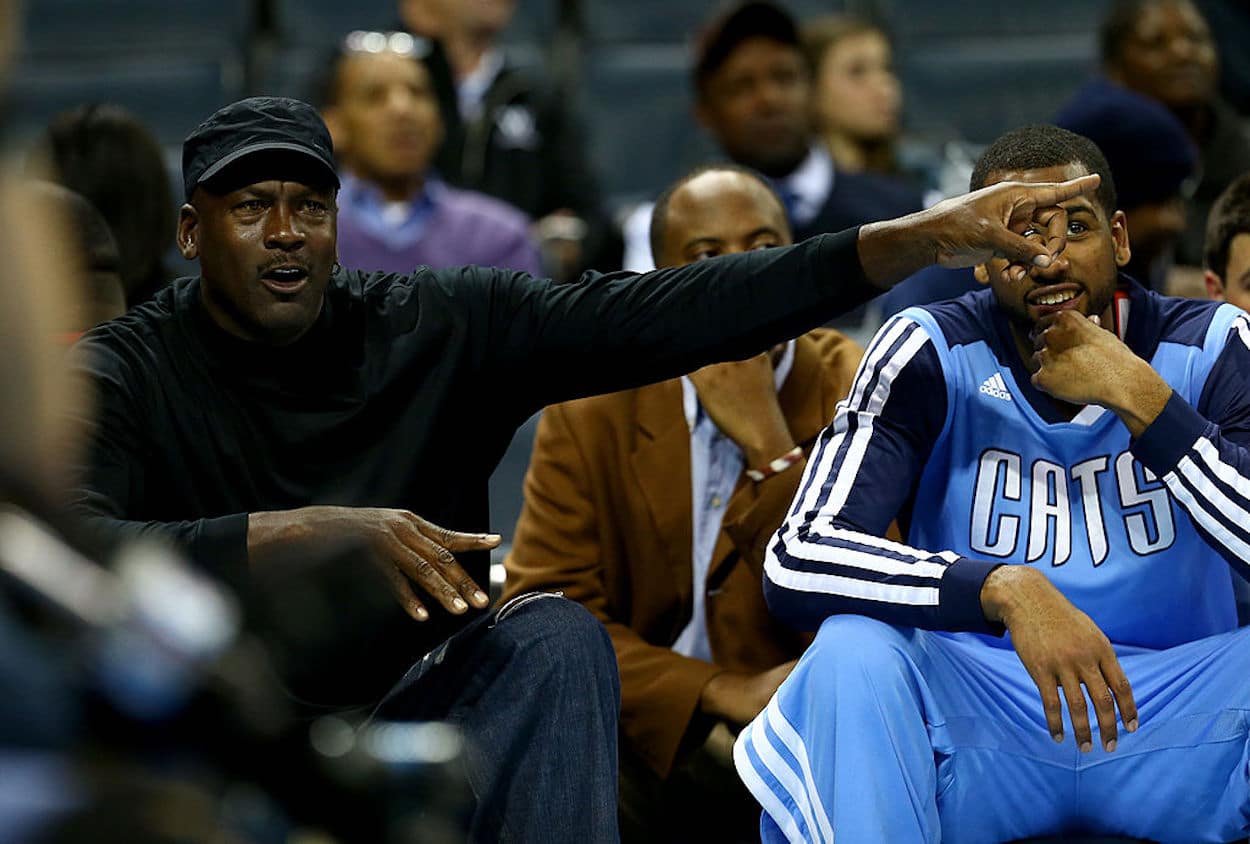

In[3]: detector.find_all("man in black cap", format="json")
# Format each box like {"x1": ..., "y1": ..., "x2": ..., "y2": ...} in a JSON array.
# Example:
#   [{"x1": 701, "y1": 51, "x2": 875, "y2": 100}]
[{"x1": 67, "y1": 95, "x2": 1099, "y2": 841}]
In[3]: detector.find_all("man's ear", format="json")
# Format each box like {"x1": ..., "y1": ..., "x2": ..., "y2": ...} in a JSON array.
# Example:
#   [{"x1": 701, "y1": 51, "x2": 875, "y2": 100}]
[
  {"x1": 1204, "y1": 269, "x2": 1227, "y2": 301},
  {"x1": 1110, "y1": 210, "x2": 1132, "y2": 268},
  {"x1": 177, "y1": 204, "x2": 199, "y2": 260},
  {"x1": 973, "y1": 263, "x2": 990, "y2": 285}
]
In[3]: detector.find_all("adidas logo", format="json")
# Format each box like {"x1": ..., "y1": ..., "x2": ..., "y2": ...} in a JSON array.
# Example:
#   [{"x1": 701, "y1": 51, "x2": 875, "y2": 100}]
[{"x1": 979, "y1": 373, "x2": 1012, "y2": 401}]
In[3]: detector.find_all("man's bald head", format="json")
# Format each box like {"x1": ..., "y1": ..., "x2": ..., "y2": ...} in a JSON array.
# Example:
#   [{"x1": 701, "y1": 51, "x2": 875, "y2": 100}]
[{"x1": 650, "y1": 164, "x2": 790, "y2": 268}]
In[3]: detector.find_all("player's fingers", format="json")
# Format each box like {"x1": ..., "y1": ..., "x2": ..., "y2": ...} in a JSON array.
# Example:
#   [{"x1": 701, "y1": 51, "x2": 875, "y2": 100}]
[
  {"x1": 1059, "y1": 671, "x2": 1093, "y2": 752},
  {"x1": 1082, "y1": 667, "x2": 1119, "y2": 751},
  {"x1": 1102, "y1": 655, "x2": 1138, "y2": 733},
  {"x1": 1036, "y1": 678, "x2": 1065, "y2": 743}
]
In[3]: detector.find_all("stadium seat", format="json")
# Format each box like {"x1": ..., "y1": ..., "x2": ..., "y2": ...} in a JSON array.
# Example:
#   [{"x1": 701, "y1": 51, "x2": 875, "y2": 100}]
[
  {"x1": 899, "y1": 36, "x2": 1098, "y2": 144},
  {"x1": 18, "y1": 0, "x2": 249, "y2": 56},
  {"x1": 5, "y1": 54, "x2": 243, "y2": 149},
  {"x1": 583, "y1": 46, "x2": 717, "y2": 205}
]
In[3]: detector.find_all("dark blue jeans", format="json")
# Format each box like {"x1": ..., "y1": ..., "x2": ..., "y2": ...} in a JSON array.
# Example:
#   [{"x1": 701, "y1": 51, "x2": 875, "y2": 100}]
[{"x1": 377, "y1": 593, "x2": 621, "y2": 842}]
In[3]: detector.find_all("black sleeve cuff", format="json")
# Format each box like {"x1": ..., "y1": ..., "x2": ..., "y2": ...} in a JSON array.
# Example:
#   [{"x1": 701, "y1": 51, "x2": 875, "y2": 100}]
[
  {"x1": 938, "y1": 558, "x2": 1006, "y2": 635},
  {"x1": 192, "y1": 513, "x2": 250, "y2": 589},
  {"x1": 1131, "y1": 391, "x2": 1209, "y2": 478}
]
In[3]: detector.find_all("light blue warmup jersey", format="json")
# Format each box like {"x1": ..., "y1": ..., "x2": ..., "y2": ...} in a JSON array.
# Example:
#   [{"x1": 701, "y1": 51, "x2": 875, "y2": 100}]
[
  {"x1": 762, "y1": 280, "x2": 1250, "y2": 648},
  {"x1": 742, "y1": 281, "x2": 1250, "y2": 844},
  {"x1": 905, "y1": 297, "x2": 1240, "y2": 649}
]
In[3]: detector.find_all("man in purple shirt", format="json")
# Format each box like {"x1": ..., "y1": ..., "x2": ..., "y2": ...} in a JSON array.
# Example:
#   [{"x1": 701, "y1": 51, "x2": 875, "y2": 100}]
[{"x1": 321, "y1": 31, "x2": 541, "y2": 276}]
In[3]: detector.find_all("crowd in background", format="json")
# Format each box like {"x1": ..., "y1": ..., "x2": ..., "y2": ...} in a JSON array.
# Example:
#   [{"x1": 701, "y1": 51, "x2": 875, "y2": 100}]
[{"x1": 4, "y1": 0, "x2": 1250, "y2": 841}]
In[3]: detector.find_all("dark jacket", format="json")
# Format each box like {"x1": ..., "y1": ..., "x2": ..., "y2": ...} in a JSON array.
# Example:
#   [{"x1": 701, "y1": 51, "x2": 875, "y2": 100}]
[{"x1": 68, "y1": 231, "x2": 874, "y2": 701}]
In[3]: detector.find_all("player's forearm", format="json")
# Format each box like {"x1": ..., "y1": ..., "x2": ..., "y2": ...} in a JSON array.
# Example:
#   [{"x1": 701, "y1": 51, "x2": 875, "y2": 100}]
[{"x1": 1100, "y1": 357, "x2": 1174, "y2": 439}]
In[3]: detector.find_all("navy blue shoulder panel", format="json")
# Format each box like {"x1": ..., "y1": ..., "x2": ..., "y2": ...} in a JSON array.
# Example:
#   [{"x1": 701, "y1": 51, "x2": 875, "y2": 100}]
[{"x1": 1124, "y1": 281, "x2": 1224, "y2": 360}]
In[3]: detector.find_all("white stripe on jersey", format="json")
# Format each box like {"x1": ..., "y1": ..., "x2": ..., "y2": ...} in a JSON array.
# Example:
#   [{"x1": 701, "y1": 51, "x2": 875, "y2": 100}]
[
  {"x1": 1164, "y1": 466, "x2": 1250, "y2": 567},
  {"x1": 1193, "y1": 436, "x2": 1250, "y2": 501},
  {"x1": 770, "y1": 316, "x2": 949, "y2": 609},
  {"x1": 787, "y1": 316, "x2": 916, "y2": 524},
  {"x1": 821, "y1": 325, "x2": 932, "y2": 519},
  {"x1": 773, "y1": 528, "x2": 950, "y2": 579},
  {"x1": 764, "y1": 557, "x2": 941, "y2": 605}
]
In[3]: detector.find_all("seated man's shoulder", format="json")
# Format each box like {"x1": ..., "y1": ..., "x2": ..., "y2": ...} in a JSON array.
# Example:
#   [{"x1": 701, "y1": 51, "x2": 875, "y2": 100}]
[{"x1": 1148, "y1": 287, "x2": 1236, "y2": 346}]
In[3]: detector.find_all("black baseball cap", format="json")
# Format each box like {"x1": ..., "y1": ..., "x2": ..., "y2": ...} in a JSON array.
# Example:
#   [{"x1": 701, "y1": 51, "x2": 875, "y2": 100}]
[
  {"x1": 693, "y1": 1, "x2": 801, "y2": 93},
  {"x1": 181, "y1": 96, "x2": 340, "y2": 200}
]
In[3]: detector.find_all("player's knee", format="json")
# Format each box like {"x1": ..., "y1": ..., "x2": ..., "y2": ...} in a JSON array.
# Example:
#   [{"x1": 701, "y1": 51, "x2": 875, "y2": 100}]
[{"x1": 808, "y1": 614, "x2": 917, "y2": 686}]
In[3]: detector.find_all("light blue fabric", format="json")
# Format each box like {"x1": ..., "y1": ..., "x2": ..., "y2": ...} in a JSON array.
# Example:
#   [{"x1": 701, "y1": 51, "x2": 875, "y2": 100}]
[{"x1": 737, "y1": 616, "x2": 1250, "y2": 843}]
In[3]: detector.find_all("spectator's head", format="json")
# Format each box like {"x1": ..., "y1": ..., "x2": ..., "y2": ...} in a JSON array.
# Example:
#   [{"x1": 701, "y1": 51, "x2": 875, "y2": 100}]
[
  {"x1": 31, "y1": 104, "x2": 175, "y2": 308},
  {"x1": 1102, "y1": 0, "x2": 1217, "y2": 109},
  {"x1": 177, "y1": 97, "x2": 340, "y2": 348},
  {"x1": 970, "y1": 125, "x2": 1130, "y2": 330},
  {"x1": 25, "y1": 182, "x2": 126, "y2": 336},
  {"x1": 1056, "y1": 80, "x2": 1195, "y2": 272},
  {"x1": 801, "y1": 15, "x2": 900, "y2": 172},
  {"x1": 321, "y1": 32, "x2": 443, "y2": 200},
  {"x1": 649, "y1": 163, "x2": 791, "y2": 269},
  {"x1": 1203, "y1": 172, "x2": 1250, "y2": 311},
  {"x1": 693, "y1": 2, "x2": 811, "y2": 178}
]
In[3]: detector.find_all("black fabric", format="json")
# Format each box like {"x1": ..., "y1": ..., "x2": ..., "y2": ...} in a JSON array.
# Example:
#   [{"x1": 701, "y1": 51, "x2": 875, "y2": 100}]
[{"x1": 68, "y1": 231, "x2": 873, "y2": 699}]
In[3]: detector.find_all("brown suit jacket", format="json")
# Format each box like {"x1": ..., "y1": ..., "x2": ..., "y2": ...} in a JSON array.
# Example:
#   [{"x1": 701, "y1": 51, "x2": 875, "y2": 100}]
[{"x1": 503, "y1": 329, "x2": 864, "y2": 778}]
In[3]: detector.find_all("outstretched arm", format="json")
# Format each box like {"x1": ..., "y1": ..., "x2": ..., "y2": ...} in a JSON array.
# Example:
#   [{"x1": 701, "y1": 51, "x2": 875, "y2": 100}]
[{"x1": 480, "y1": 176, "x2": 1103, "y2": 410}]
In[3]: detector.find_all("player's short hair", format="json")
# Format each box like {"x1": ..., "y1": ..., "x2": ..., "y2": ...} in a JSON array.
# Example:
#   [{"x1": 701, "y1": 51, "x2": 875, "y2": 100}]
[
  {"x1": 970, "y1": 124, "x2": 1118, "y2": 218},
  {"x1": 1204, "y1": 172, "x2": 1250, "y2": 278},
  {"x1": 648, "y1": 163, "x2": 789, "y2": 264}
]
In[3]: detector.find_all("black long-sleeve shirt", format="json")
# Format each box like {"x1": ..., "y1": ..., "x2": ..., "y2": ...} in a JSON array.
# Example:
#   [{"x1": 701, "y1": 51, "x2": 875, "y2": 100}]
[{"x1": 69, "y1": 230, "x2": 872, "y2": 699}]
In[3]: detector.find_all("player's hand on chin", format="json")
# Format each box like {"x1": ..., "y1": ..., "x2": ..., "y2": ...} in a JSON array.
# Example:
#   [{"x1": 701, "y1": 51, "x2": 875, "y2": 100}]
[
  {"x1": 1029, "y1": 311, "x2": 1124, "y2": 405},
  {"x1": 1031, "y1": 310, "x2": 1173, "y2": 436},
  {"x1": 980, "y1": 566, "x2": 1138, "y2": 753}
]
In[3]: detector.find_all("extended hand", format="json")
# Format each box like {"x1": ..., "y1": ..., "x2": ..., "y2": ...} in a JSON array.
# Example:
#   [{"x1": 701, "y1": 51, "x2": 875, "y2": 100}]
[
  {"x1": 858, "y1": 174, "x2": 1102, "y2": 288},
  {"x1": 981, "y1": 566, "x2": 1137, "y2": 752},
  {"x1": 687, "y1": 352, "x2": 795, "y2": 467},
  {"x1": 249, "y1": 506, "x2": 498, "y2": 622},
  {"x1": 1032, "y1": 311, "x2": 1173, "y2": 436},
  {"x1": 700, "y1": 660, "x2": 797, "y2": 726}
]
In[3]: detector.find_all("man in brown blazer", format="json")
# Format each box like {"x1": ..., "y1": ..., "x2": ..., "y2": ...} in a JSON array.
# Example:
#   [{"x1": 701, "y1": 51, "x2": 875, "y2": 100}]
[{"x1": 504, "y1": 164, "x2": 865, "y2": 841}]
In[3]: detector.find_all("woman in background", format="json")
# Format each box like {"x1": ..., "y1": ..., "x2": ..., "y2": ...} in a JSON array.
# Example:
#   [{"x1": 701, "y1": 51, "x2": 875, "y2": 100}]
[{"x1": 803, "y1": 16, "x2": 903, "y2": 177}]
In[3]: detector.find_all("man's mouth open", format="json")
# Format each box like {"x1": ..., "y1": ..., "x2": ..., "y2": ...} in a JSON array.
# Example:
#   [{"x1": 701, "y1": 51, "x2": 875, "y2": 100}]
[{"x1": 261, "y1": 266, "x2": 309, "y2": 295}]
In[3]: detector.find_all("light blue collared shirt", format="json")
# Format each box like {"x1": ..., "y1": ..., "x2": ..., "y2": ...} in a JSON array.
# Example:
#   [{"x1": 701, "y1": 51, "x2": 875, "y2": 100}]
[{"x1": 670, "y1": 341, "x2": 796, "y2": 661}]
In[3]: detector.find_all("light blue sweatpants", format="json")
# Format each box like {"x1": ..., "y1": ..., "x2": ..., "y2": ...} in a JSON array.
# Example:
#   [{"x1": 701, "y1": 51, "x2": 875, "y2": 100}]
[{"x1": 734, "y1": 615, "x2": 1250, "y2": 843}]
